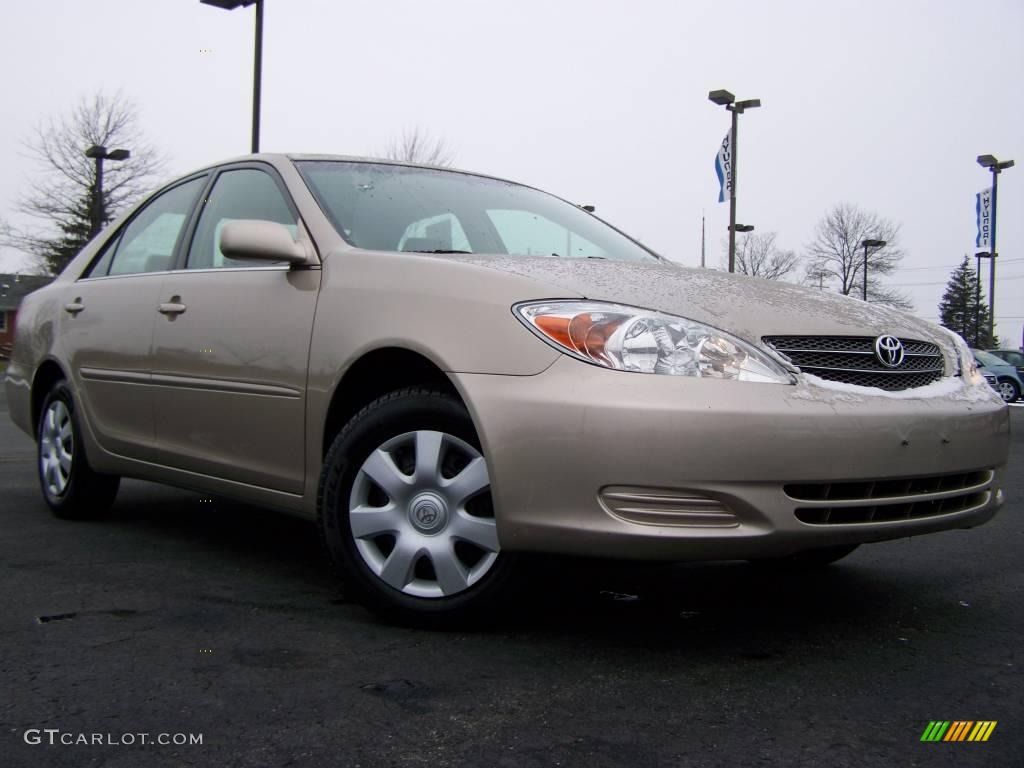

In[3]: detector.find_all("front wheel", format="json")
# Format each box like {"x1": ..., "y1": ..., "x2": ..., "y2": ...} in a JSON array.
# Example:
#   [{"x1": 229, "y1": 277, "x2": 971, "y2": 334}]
[
  {"x1": 37, "y1": 380, "x2": 120, "y2": 519},
  {"x1": 997, "y1": 378, "x2": 1020, "y2": 403},
  {"x1": 318, "y1": 388, "x2": 520, "y2": 625}
]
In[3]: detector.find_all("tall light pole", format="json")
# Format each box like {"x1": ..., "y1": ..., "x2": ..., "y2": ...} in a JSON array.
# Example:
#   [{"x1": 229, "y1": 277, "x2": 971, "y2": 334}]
[
  {"x1": 709, "y1": 89, "x2": 761, "y2": 273},
  {"x1": 976, "y1": 154, "x2": 1014, "y2": 344},
  {"x1": 84, "y1": 145, "x2": 130, "y2": 238},
  {"x1": 201, "y1": 0, "x2": 263, "y2": 153},
  {"x1": 860, "y1": 239, "x2": 886, "y2": 302},
  {"x1": 975, "y1": 251, "x2": 992, "y2": 346}
]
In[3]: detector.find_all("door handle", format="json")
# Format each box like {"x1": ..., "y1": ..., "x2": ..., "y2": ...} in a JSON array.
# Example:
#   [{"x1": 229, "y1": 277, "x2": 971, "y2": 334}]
[
  {"x1": 64, "y1": 299, "x2": 85, "y2": 315},
  {"x1": 158, "y1": 298, "x2": 187, "y2": 316}
]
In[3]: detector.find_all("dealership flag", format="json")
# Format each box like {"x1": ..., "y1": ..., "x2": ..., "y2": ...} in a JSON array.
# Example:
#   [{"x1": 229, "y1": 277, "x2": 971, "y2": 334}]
[
  {"x1": 715, "y1": 129, "x2": 733, "y2": 203},
  {"x1": 976, "y1": 186, "x2": 993, "y2": 248}
]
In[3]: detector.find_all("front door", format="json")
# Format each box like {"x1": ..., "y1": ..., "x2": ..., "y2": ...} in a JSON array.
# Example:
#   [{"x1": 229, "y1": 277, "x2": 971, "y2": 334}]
[
  {"x1": 149, "y1": 166, "x2": 320, "y2": 494},
  {"x1": 60, "y1": 175, "x2": 208, "y2": 460}
]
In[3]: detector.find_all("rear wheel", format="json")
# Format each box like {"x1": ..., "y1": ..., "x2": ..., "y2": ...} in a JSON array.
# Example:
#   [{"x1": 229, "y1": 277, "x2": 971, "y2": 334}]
[
  {"x1": 37, "y1": 380, "x2": 120, "y2": 519},
  {"x1": 997, "y1": 378, "x2": 1020, "y2": 403},
  {"x1": 318, "y1": 388, "x2": 519, "y2": 625},
  {"x1": 752, "y1": 543, "x2": 860, "y2": 569}
]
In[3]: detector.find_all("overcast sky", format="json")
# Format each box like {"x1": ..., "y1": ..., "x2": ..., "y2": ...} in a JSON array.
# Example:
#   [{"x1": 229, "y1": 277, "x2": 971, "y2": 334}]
[{"x1": 1, "y1": 0, "x2": 1021, "y2": 346}]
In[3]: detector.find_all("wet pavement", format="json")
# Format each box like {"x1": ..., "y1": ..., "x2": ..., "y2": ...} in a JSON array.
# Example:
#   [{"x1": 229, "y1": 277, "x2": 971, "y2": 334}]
[{"x1": 1, "y1": 393, "x2": 1021, "y2": 767}]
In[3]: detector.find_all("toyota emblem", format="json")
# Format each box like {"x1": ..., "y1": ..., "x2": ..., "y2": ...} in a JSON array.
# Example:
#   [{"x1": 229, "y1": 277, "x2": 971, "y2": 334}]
[
  {"x1": 874, "y1": 335, "x2": 905, "y2": 368},
  {"x1": 416, "y1": 505, "x2": 439, "y2": 526}
]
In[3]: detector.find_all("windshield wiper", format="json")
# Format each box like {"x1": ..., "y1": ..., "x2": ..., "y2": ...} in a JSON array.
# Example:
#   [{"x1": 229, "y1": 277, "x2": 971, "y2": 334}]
[{"x1": 408, "y1": 249, "x2": 474, "y2": 254}]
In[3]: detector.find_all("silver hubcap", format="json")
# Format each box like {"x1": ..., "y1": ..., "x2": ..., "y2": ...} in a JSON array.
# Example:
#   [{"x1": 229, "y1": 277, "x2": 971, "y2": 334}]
[
  {"x1": 998, "y1": 382, "x2": 1017, "y2": 402},
  {"x1": 349, "y1": 430, "x2": 499, "y2": 599},
  {"x1": 40, "y1": 400, "x2": 73, "y2": 496}
]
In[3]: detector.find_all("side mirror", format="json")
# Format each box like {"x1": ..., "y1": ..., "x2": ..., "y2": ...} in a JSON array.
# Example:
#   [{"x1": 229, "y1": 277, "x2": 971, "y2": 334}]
[{"x1": 220, "y1": 219, "x2": 308, "y2": 265}]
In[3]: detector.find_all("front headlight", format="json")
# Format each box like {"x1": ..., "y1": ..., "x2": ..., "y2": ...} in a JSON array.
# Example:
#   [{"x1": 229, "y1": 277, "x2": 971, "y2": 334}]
[{"x1": 514, "y1": 300, "x2": 793, "y2": 384}]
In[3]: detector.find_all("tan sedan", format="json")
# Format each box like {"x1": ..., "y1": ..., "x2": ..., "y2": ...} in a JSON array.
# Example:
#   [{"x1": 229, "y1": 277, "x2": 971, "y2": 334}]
[{"x1": 4, "y1": 154, "x2": 1010, "y2": 623}]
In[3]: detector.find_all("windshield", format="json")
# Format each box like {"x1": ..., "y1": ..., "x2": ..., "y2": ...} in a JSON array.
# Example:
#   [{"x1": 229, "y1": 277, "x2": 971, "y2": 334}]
[
  {"x1": 295, "y1": 161, "x2": 659, "y2": 263},
  {"x1": 973, "y1": 350, "x2": 1006, "y2": 368}
]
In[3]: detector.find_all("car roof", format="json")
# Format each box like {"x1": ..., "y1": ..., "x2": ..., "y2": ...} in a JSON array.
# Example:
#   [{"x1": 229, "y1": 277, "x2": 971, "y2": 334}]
[{"x1": 184, "y1": 152, "x2": 524, "y2": 189}]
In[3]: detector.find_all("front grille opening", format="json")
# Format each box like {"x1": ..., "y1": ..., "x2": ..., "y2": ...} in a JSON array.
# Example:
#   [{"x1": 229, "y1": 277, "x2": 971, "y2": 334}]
[
  {"x1": 786, "y1": 470, "x2": 992, "y2": 502},
  {"x1": 795, "y1": 491, "x2": 989, "y2": 525},
  {"x1": 762, "y1": 335, "x2": 945, "y2": 392},
  {"x1": 789, "y1": 470, "x2": 994, "y2": 525}
]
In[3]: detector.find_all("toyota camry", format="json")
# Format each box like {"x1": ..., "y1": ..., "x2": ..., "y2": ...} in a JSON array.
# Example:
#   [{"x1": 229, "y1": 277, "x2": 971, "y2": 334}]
[{"x1": 3, "y1": 154, "x2": 1011, "y2": 622}]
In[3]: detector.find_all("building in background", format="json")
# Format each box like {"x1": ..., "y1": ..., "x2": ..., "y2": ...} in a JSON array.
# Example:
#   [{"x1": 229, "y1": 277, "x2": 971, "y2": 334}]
[{"x1": 0, "y1": 274, "x2": 53, "y2": 354}]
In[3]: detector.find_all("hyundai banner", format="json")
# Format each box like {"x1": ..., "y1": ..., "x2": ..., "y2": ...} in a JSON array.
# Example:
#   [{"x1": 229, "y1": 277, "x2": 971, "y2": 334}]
[
  {"x1": 976, "y1": 187, "x2": 992, "y2": 249},
  {"x1": 715, "y1": 130, "x2": 733, "y2": 203}
]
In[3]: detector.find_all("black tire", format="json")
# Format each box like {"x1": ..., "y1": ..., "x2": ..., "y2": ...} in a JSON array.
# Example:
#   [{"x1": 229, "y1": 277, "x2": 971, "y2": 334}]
[
  {"x1": 37, "y1": 380, "x2": 120, "y2": 519},
  {"x1": 996, "y1": 377, "x2": 1020, "y2": 404},
  {"x1": 751, "y1": 543, "x2": 860, "y2": 569},
  {"x1": 318, "y1": 388, "x2": 521, "y2": 626}
]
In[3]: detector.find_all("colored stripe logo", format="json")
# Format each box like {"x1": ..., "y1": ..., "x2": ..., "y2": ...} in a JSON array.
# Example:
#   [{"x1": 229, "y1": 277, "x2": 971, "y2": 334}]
[{"x1": 921, "y1": 721, "x2": 997, "y2": 742}]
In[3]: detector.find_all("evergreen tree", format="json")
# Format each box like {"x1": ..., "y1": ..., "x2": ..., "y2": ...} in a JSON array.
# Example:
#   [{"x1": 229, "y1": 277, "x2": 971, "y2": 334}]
[
  {"x1": 938, "y1": 256, "x2": 995, "y2": 347},
  {"x1": 38, "y1": 191, "x2": 96, "y2": 276}
]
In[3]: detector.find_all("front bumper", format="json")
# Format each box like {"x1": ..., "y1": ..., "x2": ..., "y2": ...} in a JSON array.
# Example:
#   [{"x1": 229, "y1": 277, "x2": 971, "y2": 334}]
[{"x1": 453, "y1": 357, "x2": 1010, "y2": 560}]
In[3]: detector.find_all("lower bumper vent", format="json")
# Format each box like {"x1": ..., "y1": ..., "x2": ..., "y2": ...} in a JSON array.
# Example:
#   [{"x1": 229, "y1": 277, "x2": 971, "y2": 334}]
[
  {"x1": 786, "y1": 470, "x2": 994, "y2": 525},
  {"x1": 599, "y1": 487, "x2": 738, "y2": 528}
]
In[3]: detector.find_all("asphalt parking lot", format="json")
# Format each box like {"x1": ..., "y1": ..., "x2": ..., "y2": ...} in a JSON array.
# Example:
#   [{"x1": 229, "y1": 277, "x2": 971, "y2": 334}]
[{"x1": 1, "y1": 390, "x2": 1021, "y2": 768}]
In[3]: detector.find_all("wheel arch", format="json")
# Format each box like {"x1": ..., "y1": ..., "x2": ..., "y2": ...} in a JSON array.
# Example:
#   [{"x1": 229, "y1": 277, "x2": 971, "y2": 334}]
[
  {"x1": 321, "y1": 347, "x2": 468, "y2": 458},
  {"x1": 30, "y1": 358, "x2": 69, "y2": 434}
]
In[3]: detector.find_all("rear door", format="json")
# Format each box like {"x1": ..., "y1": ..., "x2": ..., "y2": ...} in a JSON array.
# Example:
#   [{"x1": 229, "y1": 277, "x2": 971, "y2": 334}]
[
  {"x1": 61, "y1": 175, "x2": 207, "y2": 460},
  {"x1": 149, "y1": 164, "x2": 320, "y2": 494}
]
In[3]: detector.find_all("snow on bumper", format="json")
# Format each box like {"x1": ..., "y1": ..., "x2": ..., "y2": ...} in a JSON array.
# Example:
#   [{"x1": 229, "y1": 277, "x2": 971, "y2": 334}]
[{"x1": 453, "y1": 357, "x2": 1010, "y2": 560}]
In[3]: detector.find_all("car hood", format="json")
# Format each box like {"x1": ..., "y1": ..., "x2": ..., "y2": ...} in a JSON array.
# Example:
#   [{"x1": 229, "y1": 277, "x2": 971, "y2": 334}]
[{"x1": 443, "y1": 254, "x2": 953, "y2": 350}]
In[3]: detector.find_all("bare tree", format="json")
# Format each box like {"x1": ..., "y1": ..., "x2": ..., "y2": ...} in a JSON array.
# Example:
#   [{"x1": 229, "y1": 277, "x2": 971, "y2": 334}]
[
  {"x1": 0, "y1": 91, "x2": 165, "y2": 275},
  {"x1": 722, "y1": 231, "x2": 799, "y2": 281},
  {"x1": 804, "y1": 203, "x2": 912, "y2": 309},
  {"x1": 382, "y1": 127, "x2": 455, "y2": 167},
  {"x1": 803, "y1": 265, "x2": 831, "y2": 291}
]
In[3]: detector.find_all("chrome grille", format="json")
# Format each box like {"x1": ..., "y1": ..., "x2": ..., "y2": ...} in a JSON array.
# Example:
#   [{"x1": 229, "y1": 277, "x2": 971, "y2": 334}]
[
  {"x1": 787, "y1": 470, "x2": 994, "y2": 524},
  {"x1": 762, "y1": 335, "x2": 944, "y2": 391}
]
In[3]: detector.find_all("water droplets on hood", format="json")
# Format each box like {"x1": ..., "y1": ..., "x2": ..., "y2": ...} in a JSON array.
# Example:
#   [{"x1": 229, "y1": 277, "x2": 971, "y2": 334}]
[{"x1": 437, "y1": 254, "x2": 959, "y2": 364}]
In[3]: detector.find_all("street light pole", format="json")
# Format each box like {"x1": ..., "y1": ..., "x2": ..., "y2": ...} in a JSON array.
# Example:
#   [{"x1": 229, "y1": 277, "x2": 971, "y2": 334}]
[
  {"x1": 252, "y1": 0, "x2": 263, "y2": 153},
  {"x1": 200, "y1": 0, "x2": 263, "y2": 153},
  {"x1": 91, "y1": 152, "x2": 103, "y2": 237},
  {"x1": 975, "y1": 251, "x2": 991, "y2": 346},
  {"x1": 709, "y1": 89, "x2": 761, "y2": 273},
  {"x1": 977, "y1": 154, "x2": 1014, "y2": 344},
  {"x1": 727, "y1": 105, "x2": 738, "y2": 273},
  {"x1": 860, "y1": 239, "x2": 886, "y2": 301},
  {"x1": 84, "y1": 145, "x2": 130, "y2": 239},
  {"x1": 990, "y1": 167, "x2": 999, "y2": 344}
]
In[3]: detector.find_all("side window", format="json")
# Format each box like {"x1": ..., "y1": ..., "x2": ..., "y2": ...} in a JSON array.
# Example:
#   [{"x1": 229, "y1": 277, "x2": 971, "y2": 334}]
[
  {"x1": 83, "y1": 230, "x2": 123, "y2": 278},
  {"x1": 397, "y1": 213, "x2": 472, "y2": 253},
  {"x1": 108, "y1": 177, "x2": 206, "y2": 276},
  {"x1": 187, "y1": 169, "x2": 298, "y2": 269},
  {"x1": 486, "y1": 209, "x2": 609, "y2": 259}
]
